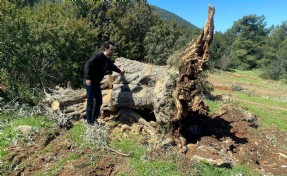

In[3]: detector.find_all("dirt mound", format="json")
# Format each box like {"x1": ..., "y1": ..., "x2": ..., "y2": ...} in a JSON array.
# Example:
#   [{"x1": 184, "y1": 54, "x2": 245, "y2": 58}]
[{"x1": 185, "y1": 104, "x2": 287, "y2": 175}]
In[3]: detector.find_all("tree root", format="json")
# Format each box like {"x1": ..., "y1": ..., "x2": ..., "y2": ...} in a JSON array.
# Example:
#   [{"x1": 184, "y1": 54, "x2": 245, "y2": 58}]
[{"x1": 104, "y1": 144, "x2": 133, "y2": 157}]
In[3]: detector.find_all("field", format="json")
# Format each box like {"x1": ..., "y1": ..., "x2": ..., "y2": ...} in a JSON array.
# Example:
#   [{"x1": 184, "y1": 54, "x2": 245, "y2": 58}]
[
  {"x1": 0, "y1": 69, "x2": 286, "y2": 176},
  {"x1": 207, "y1": 69, "x2": 287, "y2": 131}
]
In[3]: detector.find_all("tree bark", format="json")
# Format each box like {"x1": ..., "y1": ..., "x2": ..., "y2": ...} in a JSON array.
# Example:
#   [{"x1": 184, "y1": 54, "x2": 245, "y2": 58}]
[{"x1": 174, "y1": 5, "x2": 215, "y2": 121}]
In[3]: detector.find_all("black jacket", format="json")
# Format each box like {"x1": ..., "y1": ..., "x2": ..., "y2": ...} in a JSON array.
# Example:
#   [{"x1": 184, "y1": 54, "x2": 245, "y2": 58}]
[{"x1": 84, "y1": 52, "x2": 121, "y2": 83}]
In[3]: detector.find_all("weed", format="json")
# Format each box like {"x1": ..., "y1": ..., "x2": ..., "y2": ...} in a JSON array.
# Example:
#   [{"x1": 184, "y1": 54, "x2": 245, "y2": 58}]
[
  {"x1": 69, "y1": 123, "x2": 85, "y2": 146},
  {"x1": 265, "y1": 134, "x2": 277, "y2": 143},
  {"x1": 231, "y1": 82, "x2": 244, "y2": 91},
  {"x1": 83, "y1": 124, "x2": 109, "y2": 150},
  {"x1": 44, "y1": 152, "x2": 80, "y2": 176},
  {"x1": 242, "y1": 89, "x2": 257, "y2": 97}
]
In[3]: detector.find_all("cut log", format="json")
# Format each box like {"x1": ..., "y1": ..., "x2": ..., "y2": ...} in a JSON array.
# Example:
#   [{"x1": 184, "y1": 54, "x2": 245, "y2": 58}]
[{"x1": 41, "y1": 86, "x2": 87, "y2": 120}]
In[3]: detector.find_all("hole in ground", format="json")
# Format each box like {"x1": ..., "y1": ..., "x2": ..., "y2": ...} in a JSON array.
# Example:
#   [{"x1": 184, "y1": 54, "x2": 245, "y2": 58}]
[{"x1": 179, "y1": 114, "x2": 248, "y2": 144}]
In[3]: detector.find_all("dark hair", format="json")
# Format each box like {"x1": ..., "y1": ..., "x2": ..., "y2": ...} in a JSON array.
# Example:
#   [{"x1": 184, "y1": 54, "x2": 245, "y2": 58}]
[{"x1": 103, "y1": 41, "x2": 115, "y2": 50}]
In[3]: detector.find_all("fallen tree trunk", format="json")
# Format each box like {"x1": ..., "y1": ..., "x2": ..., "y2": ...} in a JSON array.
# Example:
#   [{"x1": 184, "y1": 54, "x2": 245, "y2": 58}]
[
  {"x1": 103, "y1": 58, "x2": 177, "y2": 124},
  {"x1": 41, "y1": 5, "x2": 215, "y2": 145}
]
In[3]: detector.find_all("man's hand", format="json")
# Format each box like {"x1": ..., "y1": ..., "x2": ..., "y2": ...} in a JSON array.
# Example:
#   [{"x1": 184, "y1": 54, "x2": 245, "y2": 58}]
[
  {"x1": 120, "y1": 67, "x2": 125, "y2": 73},
  {"x1": 86, "y1": 79, "x2": 91, "y2": 86}
]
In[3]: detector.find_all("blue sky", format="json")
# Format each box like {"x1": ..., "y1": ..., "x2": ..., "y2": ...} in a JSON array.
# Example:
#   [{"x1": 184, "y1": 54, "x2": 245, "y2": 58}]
[{"x1": 147, "y1": 0, "x2": 287, "y2": 32}]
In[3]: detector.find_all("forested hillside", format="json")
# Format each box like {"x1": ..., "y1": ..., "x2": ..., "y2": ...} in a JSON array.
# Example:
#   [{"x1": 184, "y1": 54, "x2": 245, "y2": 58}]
[
  {"x1": 151, "y1": 6, "x2": 199, "y2": 30},
  {"x1": 0, "y1": 0, "x2": 199, "y2": 104}
]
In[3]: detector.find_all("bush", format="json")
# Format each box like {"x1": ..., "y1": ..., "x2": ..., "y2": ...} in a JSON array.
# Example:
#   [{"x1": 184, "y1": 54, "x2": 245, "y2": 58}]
[
  {"x1": 231, "y1": 83, "x2": 244, "y2": 91},
  {"x1": 264, "y1": 56, "x2": 287, "y2": 80},
  {"x1": 0, "y1": 1, "x2": 97, "y2": 104}
]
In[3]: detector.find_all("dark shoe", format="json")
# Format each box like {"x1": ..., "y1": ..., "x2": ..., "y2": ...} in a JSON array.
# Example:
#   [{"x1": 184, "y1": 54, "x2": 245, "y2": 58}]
[{"x1": 88, "y1": 123, "x2": 95, "y2": 127}]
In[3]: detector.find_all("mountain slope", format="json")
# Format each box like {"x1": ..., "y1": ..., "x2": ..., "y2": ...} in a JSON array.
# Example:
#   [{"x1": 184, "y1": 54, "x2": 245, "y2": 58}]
[{"x1": 151, "y1": 5, "x2": 199, "y2": 31}]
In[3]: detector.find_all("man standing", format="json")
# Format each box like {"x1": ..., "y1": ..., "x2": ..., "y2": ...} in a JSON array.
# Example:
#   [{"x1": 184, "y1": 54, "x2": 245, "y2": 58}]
[{"x1": 84, "y1": 41, "x2": 124, "y2": 126}]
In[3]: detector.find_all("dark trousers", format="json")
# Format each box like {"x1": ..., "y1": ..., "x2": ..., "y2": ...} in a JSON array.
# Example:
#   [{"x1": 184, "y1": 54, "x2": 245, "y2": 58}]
[{"x1": 84, "y1": 81, "x2": 102, "y2": 124}]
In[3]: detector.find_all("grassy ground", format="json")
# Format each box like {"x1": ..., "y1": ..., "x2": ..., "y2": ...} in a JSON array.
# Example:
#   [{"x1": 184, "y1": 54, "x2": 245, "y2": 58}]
[
  {"x1": 0, "y1": 114, "x2": 53, "y2": 158},
  {"x1": 207, "y1": 69, "x2": 287, "y2": 131},
  {"x1": 0, "y1": 115, "x2": 258, "y2": 176}
]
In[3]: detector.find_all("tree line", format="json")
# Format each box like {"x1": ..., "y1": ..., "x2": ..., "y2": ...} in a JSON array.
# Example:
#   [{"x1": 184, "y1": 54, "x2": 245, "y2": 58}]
[
  {"x1": 0, "y1": 0, "x2": 198, "y2": 104},
  {"x1": 210, "y1": 15, "x2": 287, "y2": 81}
]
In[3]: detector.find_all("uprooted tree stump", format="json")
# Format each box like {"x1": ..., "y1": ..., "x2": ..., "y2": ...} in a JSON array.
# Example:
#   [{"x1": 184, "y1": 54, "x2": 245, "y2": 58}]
[{"x1": 41, "y1": 6, "x2": 215, "y2": 147}]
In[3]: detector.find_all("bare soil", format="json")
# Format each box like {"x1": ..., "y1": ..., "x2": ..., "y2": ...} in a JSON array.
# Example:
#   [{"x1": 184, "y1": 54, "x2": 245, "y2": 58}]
[
  {"x1": 185, "y1": 104, "x2": 287, "y2": 175},
  {"x1": 2, "y1": 104, "x2": 286, "y2": 176}
]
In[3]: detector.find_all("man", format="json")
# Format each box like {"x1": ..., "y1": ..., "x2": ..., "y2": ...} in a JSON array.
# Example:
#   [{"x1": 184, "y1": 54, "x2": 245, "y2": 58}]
[{"x1": 84, "y1": 41, "x2": 124, "y2": 126}]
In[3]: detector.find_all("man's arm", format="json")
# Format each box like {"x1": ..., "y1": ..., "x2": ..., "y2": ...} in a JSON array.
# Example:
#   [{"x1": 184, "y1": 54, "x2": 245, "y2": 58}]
[
  {"x1": 84, "y1": 60, "x2": 92, "y2": 86},
  {"x1": 109, "y1": 59, "x2": 124, "y2": 73},
  {"x1": 84, "y1": 60, "x2": 92, "y2": 80}
]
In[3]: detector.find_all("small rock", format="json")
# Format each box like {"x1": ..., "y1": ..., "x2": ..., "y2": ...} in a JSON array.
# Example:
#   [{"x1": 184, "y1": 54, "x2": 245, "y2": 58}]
[
  {"x1": 162, "y1": 138, "x2": 175, "y2": 146},
  {"x1": 120, "y1": 124, "x2": 130, "y2": 132},
  {"x1": 221, "y1": 95, "x2": 232, "y2": 102},
  {"x1": 187, "y1": 143, "x2": 197, "y2": 151},
  {"x1": 179, "y1": 146, "x2": 188, "y2": 153},
  {"x1": 179, "y1": 136, "x2": 187, "y2": 146},
  {"x1": 192, "y1": 155, "x2": 231, "y2": 167},
  {"x1": 242, "y1": 110, "x2": 257, "y2": 123}
]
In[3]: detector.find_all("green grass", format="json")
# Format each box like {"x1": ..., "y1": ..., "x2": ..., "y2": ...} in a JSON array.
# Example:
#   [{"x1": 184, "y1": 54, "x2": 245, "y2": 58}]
[
  {"x1": 204, "y1": 98, "x2": 223, "y2": 114},
  {"x1": 209, "y1": 90, "x2": 287, "y2": 131},
  {"x1": 209, "y1": 69, "x2": 287, "y2": 131},
  {"x1": 233, "y1": 91, "x2": 287, "y2": 108},
  {"x1": 12, "y1": 116, "x2": 53, "y2": 128},
  {"x1": 0, "y1": 115, "x2": 53, "y2": 158},
  {"x1": 111, "y1": 135, "x2": 181, "y2": 176},
  {"x1": 43, "y1": 152, "x2": 81, "y2": 176},
  {"x1": 214, "y1": 70, "x2": 262, "y2": 84},
  {"x1": 69, "y1": 123, "x2": 85, "y2": 145},
  {"x1": 213, "y1": 69, "x2": 287, "y2": 90},
  {"x1": 235, "y1": 100, "x2": 287, "y2": 130},
  {"x1": 230, "y1": 69, "x2": 262, "y2": 77},
  {"x1": 232, "y1": 88, "x2": 287, "y2": 130},
  {"x1": 196, "y1": 162, "x2": 259, "y2": 176}
]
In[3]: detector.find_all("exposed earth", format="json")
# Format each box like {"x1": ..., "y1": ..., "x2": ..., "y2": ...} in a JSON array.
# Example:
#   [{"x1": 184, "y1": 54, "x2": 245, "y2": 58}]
[{"x1": 2, "y1": 106, "x2": 286, "y2": 175}]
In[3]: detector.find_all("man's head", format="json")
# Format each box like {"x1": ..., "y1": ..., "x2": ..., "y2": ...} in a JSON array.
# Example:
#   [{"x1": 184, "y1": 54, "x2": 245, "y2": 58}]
[{"x1": 103, "y1": 41, "x2": 115, "y2": 58}]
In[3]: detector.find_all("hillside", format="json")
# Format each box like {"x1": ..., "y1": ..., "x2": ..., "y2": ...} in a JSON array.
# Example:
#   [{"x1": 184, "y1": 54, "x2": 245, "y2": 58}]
[{"x1": 151, "y1": 5, "x2": 200, "y2": 31}]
